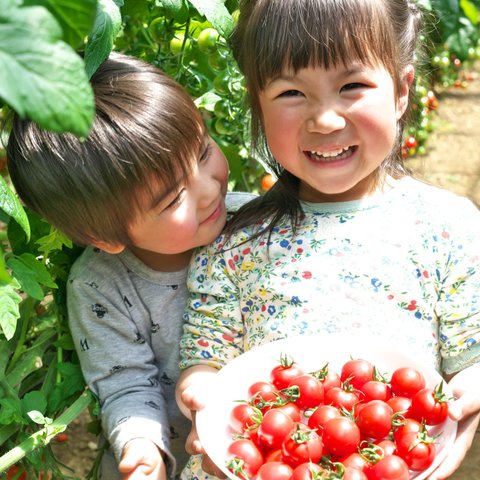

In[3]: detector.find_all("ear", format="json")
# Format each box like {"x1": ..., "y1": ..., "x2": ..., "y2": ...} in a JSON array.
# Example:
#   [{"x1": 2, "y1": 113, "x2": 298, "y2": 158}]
[
  {"x1": 396, "y1": 64, "x2": 415, "y2": 120},
  {"x1": 90, "y1": 239, "x2": 126, "y2": 254}
]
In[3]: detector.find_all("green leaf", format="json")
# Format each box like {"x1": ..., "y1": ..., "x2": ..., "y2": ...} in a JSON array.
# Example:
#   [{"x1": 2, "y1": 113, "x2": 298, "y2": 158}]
[
  {"x1": 195, "y1": 91, "x2": 221, "y2": 111},
  {"x1": 0, "y1": 398, "x2": 25, "y2": 426},
  {"x1": 0, "y1": 4, "x2": 95, "y2": 137},
  {"x1": 188, "y1": 0, "x2": 234, "y2": 37},
  {"x1": 23, "y1": 392, "x2": 48, "y2": 418},
  {"x1": 0, "y1": 245, "x2": 11, "y2": 283},
  {"x1": 0, "y1": 176, "x2": 30, "y2": 241},
  {"x1": 460, "y1": 0, "x2": 479, "y2": 24},
  {"x1": 6, "y1": 253, "x2": 57, "y2": 300},
  {"x1": 84, "y1": 0, "x2": 122, "y2": 79},
  {"x1": 35, "y1": 227, "x2": 72, "y2": 255},
  {"x1": 24, "y1": 0, "x2": 97, "y2": 49},
  {"x1": 0, "y1": 280, "x2": 22, "y2": 340}
]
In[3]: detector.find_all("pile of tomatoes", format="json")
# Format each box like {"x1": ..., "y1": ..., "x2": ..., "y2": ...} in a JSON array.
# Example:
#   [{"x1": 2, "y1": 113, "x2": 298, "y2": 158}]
[{"x1": 225, "y1": 355, "x2": 451, "y2": 480}]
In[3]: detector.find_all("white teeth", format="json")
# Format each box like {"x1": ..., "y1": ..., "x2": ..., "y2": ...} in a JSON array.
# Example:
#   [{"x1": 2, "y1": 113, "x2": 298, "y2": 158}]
[{"x1": 309, "y1": 146, "x2": 352, "y2": 161}]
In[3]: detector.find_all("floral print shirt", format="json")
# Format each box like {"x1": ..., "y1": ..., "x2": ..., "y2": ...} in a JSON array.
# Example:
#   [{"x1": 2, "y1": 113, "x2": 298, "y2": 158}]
[{"x1": 180, "y1": 177, "x2": 480, "y2": 375}]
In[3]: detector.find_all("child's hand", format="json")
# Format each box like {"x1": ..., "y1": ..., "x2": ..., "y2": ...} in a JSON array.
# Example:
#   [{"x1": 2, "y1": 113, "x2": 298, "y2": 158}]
[
  {"x1": 118, "y1": 438, "x2": 167, "y2": 480},
  {"x1": 177, "y1": 365, "x2": 226, "y2": 478},
  {"x1": 429, "y1": 362, "x2": 480, "y2": 480}
]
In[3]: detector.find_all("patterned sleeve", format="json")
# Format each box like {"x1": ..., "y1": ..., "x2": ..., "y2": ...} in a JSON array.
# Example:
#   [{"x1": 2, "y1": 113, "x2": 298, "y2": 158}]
[
  {"x1": 437, "y1": 199, "x2": 480, "y2": 374},
  {"x1": 180, "y1": 234, "x2": 244, "y2": 370}
]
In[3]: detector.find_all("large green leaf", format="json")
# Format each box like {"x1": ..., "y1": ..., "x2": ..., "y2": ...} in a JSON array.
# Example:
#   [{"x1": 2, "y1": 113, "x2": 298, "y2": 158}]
[
  {"x1": 84, "y1": 0, "x2": 122, "y2": 78},
  {"x1": 24, "y1": 0, "x2": 97, "y2": 48},
  {"x1": 460, "y1": 0, "x2": 479, "y2": 24},
  {"x1": 0, "y1": 280, "x2": 22, "y2": 341},
  {"x1": 0, "y1": 4, "x2": 95, "y2": 137},
  {"x1": 188, "y1": 0, "x2": 234, "y2": 37},
  {"x1": 0, "y1": 176, "x2": 30, "y2": 241}
]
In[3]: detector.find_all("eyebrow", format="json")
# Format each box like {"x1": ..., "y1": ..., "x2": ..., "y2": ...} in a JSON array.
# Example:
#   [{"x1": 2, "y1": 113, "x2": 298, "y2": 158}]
[{"x1": 267, "y1": 65, "x2": 368, "y2": 85}]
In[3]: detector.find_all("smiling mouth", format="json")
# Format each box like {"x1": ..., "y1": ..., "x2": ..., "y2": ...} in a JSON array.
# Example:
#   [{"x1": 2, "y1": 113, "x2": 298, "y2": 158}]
[{"x1": 306, "y1": 146, "x2": 356, "y2": 162}]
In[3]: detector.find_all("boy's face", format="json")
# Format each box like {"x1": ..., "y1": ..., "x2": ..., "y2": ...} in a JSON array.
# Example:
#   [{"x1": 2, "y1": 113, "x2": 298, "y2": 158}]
[{"x1": 124, "y1": 137, "x2": 229, "y2": 268}]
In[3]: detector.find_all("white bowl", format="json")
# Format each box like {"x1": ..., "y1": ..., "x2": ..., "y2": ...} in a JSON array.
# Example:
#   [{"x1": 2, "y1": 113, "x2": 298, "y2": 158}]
[{"x1": 196, "y1": 334, "x2": 457, "y2": 480}]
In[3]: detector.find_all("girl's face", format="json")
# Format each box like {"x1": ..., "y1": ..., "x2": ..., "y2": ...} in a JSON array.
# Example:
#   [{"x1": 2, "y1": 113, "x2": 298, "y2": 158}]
[
  {"x1": 98, "y1": 136, "x2": 229, "y2": 270},
  {"x1": 259, "y1": 63, "x2": 411, "y2": 202}
]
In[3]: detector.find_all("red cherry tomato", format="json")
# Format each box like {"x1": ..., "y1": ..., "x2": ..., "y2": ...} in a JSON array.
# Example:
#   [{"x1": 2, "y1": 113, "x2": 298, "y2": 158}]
[
  {"x1": 356, "y1": 400, "x2": 394, "y2": 440},
  {"x1": 256, "y1": 461, "x2": 293, "y2": 480},
  {"x1": 395, "y1": 431, "x2": 436, "y2": 471},
  {"x1": 322, "y1": 416, "x2": 361, "y2": 458},
  {"x1": 409, "y1": 384, "x2": 449, "y2": 425},
  {"x1": 375, "y1": 439, "x2": 397, "y2": 456},
  {"x1": 274, "y1": 401, "x2": 302, "y2": 422},
  {"x1": 325, "y1": 386, "x2": 361, "y2": 410},
  {"x1": 270, "y1": 355, "x2": 304, "y2": 390},
  {"x1": 288, "y1": 374, "x2": 324, "y2": 410},
  {"x1": 226, "y1": 439, "x2": 264, "y2": 479},
  {"x1": 257, "y1": 408, "x2": 295, "y2": 450},
  {"x1": 248, "y1": 381, "x2": 279, "y2": 408},
  {"x1": 390, "y1": 367, "x2": 425, "y2": 398},
  {"x1": 367, "y1": 454, "x2": 410, "y2": 480},
  {"x1": 282, "y1": 425, "x2": 324, "y2": 468},
  {"x1": 341, "y1": 358, "x2": 374, "y2": 389},
  {"x1": 230, "y1": 403, "x2": 261, "y2": 433},
  {"x1": 360, "y1": 380, "x2": 392, "y2": 402},
  {"x1": 291, "y1": 462, "x2": 326, "y2": 480},
  {"x1": 392, "y1": 417, "x2": 422, "y2": 443},
  {"x1": 308, "y1": 404, "x2": 342, "y2": 431},
  {"x1": 387, "y1": 396, "x2": 412, "y2": 414}
]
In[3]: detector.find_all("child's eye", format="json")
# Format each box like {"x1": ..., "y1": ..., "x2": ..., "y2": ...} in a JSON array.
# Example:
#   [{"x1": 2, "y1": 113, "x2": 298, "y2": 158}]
[
  {"x1": 165, "y1": 189, "x2": 185, "y2": 210},
  {"x1": 341, "y1": 82, "x2": 367, "y2": 92},
  {"x1": 278, "y1": 89, "x2": 303, "y2": 98},
  {"x1": 199, "y1": 143, "x2": 212, "y2": 163}
]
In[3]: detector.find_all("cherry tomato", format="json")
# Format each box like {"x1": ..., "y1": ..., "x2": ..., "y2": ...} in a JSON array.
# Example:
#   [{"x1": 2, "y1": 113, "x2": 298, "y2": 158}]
[
  {"x1": 343, "y1": 467, "x2": 368, "y2": 480},
  {"x1": 360, "y1": 380, "x2": 392, "y2": 402},
  {"x1": 395, "y1": 431, "x2": 436, "y2": 471},
  {"x1": 270, "y1": 354, "x2": 304, "y2": 389},
  {"x1": 341, "y1": 358, "x2": 374, "y2": 389},
  {"x1": 256, "y1": 461, "x2": 293, "y2": 480},
  {"x1": 226, "y1": 439, "x2": 264, "y2": 479},
  {"x1": 392, "y1": 417, "x2": 422, "y2": 443},
  {"x1": 409, "y1": 384, "x2": 449, "y2": 425},
  {"x1": 261, "y1": 173, "x2": 276, "y2": 192},
  {"x1": 230, "y1": 403, "x2": 261, "y2": 432},
  {"x1": 308, "y1": 404, "x2": 342, "y2": 431},
  {"x1": 341, "y1": 452, "x2": 369, "y2": 471},
  {"x1": 322, "y1": 416, "x2": 361, "y2": 458},
  {"x1": 282, "y1": 426, "x2": 324, "y2": 468},
  {"x1": 291, "y1": 462, "x2": 326, "y2": 480},
  {"x1": 404, "y1": 136, "x2": 418, "y2": 149},
  {"x1": 288, "y1": 374, "x2": 324, "y2": 410},
  {"x1": 356, "y1": 400, "x2": 393, "y2": 440},
  {"x1": 248, "y1": 381, "x2": 279, "y2": 408},
  {"x1": 258, "y1": 408, "x2": 295, "y2": 450},
  {"x1": 320, "y1": 368, "x2": 342, "y2": 392},
  {"x1": 366, "y1": 455, "x2": 410, "y2": 480},
  {"x1": 6, "y1": 466, "x2": 27, "y2": 480},
  {"x1": 275, "y1": 401, "x2": 302, "y2": 422},
  {"x1": 325, "y1": 386, "x2": 361, "y2": 410},
  {"x1": 375, "y1": 439, "x2": 397, "y2": 456},
  {"x1": 387, "y1": 396, "x2": 412, "y2": 414},
  {"x1": 264, "y1": 448, "x2": 283, "y2": 462},
  {"x1": 197, "y1": 27, "x2": 220, "y2": 53},
  {"x1": 390, "y1": 367, "x2": 425, "y2": 398}
]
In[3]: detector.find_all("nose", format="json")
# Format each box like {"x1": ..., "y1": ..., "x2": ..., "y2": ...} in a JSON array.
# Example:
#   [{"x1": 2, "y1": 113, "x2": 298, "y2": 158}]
[
  {"x1": 195, "y1": 167, "x2": 221, "y2": 209},
  {"x1": 306, "y1": 105, "x2": 346, "y2": 134}
]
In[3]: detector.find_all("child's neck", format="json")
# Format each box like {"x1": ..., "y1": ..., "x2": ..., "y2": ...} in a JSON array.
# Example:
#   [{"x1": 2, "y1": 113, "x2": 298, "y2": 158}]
[{"x1": 128, "y1": 246, "x2": 193, "y2": 272}]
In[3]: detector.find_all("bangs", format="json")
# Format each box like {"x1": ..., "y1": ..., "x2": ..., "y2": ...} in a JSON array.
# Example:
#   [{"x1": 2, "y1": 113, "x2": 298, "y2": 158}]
[{"x1": 236, "y1": 0, "x2": 397, "y2": 90}]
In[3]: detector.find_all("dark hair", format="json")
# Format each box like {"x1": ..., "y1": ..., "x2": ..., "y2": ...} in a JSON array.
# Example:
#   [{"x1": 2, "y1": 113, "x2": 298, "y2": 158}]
[
  {"x1": 6, "y1": 53, "x2": 205, "y2": 246},
  {"x1": 226, "y1": 0, "x2": 423, "y2": 237}
]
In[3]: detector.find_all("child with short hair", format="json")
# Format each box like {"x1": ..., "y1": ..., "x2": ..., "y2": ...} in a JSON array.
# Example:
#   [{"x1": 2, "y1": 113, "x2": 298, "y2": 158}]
[
  {"x1": 177, "y1": 1, "x2": 480, "y2": 479},
  {"x1": 6, "y1": 52, "x2": 252, "y2": 479}
]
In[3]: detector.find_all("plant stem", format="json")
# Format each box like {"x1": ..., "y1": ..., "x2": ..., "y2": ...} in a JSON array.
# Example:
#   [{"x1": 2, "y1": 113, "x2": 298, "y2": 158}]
[{"x1": 0, "y1": 389, "x2": 93, "y2": 473}]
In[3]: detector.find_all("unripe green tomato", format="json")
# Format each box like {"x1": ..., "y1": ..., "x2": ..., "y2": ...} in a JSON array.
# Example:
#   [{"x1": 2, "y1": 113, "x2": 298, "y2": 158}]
[
  {"x1": 213, "y1": 75, "x2": 231, "y2": 95},
  {"x1": 440, "y1": 56, "x2": 450, "y2": 68},
  {"x1": 197, "y1": 28, "x2": 220, "y2": 53},
  {"x1": 208, "y1": 52, "x2": 228, "y2": 71},
  {"x1": 214, "y1": 99, "x2": 231, "y2": 118},
  {"x1": 149, "y1": 17, "x2": 167, "y2": 43},
  {"x1": 215, "y1": 117, "x2": 234, "y2": 135},
  {"x1": 170, "y1": 34, "x2": 192, "y2": 55}
]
